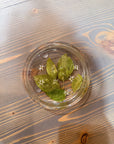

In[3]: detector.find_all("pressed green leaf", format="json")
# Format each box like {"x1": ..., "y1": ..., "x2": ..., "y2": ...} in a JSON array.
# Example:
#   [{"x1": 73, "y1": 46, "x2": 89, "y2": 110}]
[
  {"x1": 57, "y1": 54, "x2": 74, "y2": 81},
  {"x1": 46, "y1": 89, "x2": 65, "y2": 102},
  {"x1": 46, "y1": 58, "x2": 58, "y2": 79},
  {"x1": 72, "y1": 74, "x2": 83, "y2": 92},
  {"x1": 34, "y1": 75, "x2": 60, "y2": 93},
  {"x1": 51, "y1": 79, "x2": 60, "y2": 90},
  {"x1": 58, "y1": 68, "x2": 68, "y2": 81}
]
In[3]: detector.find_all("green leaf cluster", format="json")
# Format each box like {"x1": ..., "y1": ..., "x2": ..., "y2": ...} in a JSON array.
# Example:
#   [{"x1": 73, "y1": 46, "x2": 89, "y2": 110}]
[{"x1": 34, "y1": 54, "x2": 83, "y2": 102}]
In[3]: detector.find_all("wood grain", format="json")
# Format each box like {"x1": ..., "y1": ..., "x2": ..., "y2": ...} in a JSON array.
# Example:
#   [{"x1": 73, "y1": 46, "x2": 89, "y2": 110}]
[{"x1": 0, "y1": 0, "x2": 114, "y2": 144}]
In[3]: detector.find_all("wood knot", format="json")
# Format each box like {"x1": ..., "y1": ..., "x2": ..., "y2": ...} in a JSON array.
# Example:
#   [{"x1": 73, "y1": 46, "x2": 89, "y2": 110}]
[
  {"x1": 81, "y1": 133, "x2": 88, "y2": 144},
  {"x1": 12, "y1": 112, "x2": 15, "y2": 115}
]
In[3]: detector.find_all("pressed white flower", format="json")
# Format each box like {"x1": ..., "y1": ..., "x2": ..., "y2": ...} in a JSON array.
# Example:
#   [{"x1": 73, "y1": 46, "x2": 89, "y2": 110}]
[
  {"x1": 69, "y1": 76, "x2": 74, "y2": 82},
  {"x1": 39, "y1": 79, "x2": 45, "y2": 85},
  {"x1": 74, "y1": 65, "x2": 78, "y2": 70},
  {"x1": 39, "y1": 65, "x2": 45, "y2": 71}
]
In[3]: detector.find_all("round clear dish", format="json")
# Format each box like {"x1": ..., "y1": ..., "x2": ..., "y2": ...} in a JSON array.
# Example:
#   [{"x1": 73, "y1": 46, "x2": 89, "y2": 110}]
[{"x1": 23, "y1": 42, "x2": 90, "y2": 110}]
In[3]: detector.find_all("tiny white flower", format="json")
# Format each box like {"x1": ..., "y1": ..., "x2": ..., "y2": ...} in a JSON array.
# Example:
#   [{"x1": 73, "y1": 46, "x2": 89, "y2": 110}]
[
  {"x1": 74, "y1": 65, "x2": 78, "y2": 70},
  {"x1": 39, "y1": 65, "x2": 45, "y2": 71},
  {"x1": 39, "y1": 79, "x2": 45, "y2": 85},
  {"x1": 69, "y1": 76, "x2": 74, "y2": 82}
]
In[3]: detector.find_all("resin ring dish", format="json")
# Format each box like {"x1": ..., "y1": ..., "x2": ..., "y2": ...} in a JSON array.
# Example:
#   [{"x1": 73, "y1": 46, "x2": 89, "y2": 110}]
[{"x1": 23, "y1": 42, "x2": 90, "y2": 110}]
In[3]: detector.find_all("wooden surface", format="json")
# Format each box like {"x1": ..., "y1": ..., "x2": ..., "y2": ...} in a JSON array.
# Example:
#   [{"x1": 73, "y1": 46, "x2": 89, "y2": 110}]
[{"x1": 0, "y1": 0, "x2": 114, "y2": 144}]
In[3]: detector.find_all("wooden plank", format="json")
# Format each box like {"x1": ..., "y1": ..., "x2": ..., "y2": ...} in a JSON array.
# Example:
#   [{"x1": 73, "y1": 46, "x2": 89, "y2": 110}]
[
  {"x1": 0, "y1": 0, "x2": 31, "y2": 9},
  {"x1": 0, "y1": 0, "x2": 114, "y2": 143}
]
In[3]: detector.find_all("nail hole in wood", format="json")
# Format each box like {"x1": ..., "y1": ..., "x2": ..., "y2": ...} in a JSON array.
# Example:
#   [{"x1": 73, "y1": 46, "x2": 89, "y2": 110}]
[{"x1": 12, "y1": 112, "x2": 15, "y2": 115}]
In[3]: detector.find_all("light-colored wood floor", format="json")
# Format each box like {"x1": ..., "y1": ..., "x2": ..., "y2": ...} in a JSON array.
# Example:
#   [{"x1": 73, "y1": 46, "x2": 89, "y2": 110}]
[{"x1": 0, "y1": 0, "x2": 114, "y2": 144}]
